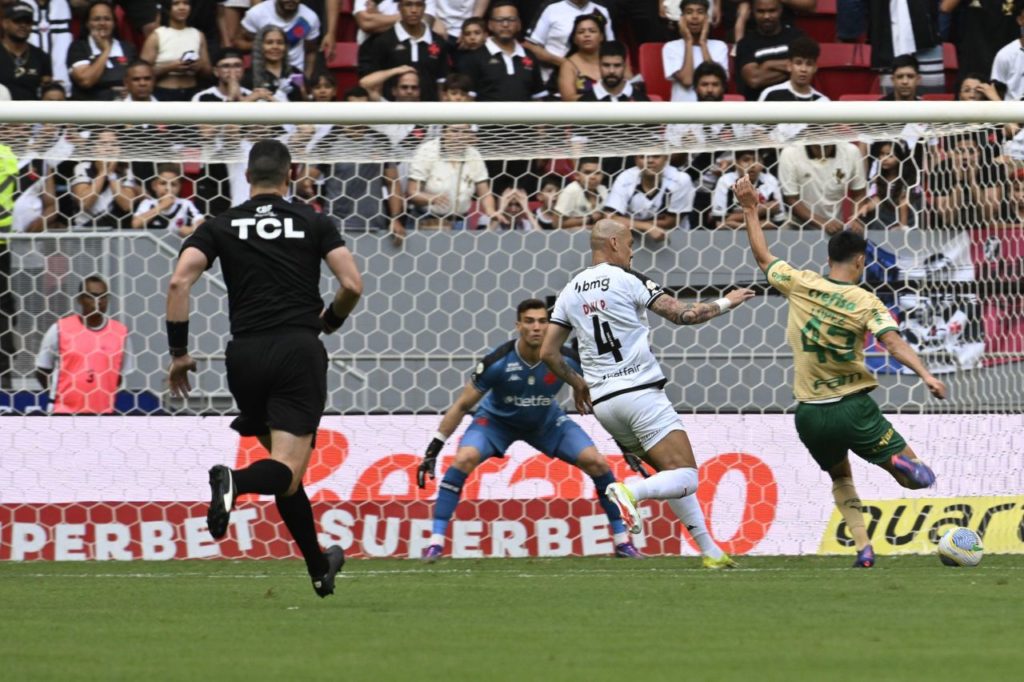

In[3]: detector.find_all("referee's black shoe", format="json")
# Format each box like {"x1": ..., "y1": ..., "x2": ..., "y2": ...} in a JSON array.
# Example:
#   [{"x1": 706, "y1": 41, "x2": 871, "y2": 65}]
[
  {"x1": 206, "y1": 465, "x2": 235, "y2": 540},
  {"x1": 312, "y1": 545, "x2": 346, "y2": 598}
]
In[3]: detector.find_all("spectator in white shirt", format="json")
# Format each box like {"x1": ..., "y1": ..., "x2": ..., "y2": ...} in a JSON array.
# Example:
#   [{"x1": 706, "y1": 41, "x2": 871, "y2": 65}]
[
  {"x1": 604, "y1": 154, "x2": 696, "y2": 240},
  {"x1": 553, "y1": 156, "x2": 608, "y2": 228},
  {"x1": 662, "y1": 0, "x2": 729, "y2": 101},
  {"x1": 132, "y1": 164, "x2": 205, "y2": 237},
  {"x1": 778, "y1": 143, "x2": 868, "y2": 233},
  {"x1": 711, "y1": 149, "x2": 785, "y2": 229},
  {"x1": 434, "y1": 0, "x2": 488, "y2": 40},
  {"x1": 525, "y1": 0, "x2": 614, "y2": 81},
  {"x1": 406, "y1": 123, "x2": 498, "y2": 229},
  {"x1": 991, "y1": 1, "x2": 1024, "y2": 101}
]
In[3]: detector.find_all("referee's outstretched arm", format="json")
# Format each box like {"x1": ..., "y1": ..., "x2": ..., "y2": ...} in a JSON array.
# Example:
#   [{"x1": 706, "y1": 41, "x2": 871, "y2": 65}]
[{"x1": 321, "y1": 246, "x2": 362, "y2": 334}]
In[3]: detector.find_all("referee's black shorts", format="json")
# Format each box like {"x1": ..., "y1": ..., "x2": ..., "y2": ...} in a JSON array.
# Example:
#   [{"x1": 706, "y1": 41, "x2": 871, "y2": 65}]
[{"x1": 225, "y1": 328, "x2": 328, "y2": 441}]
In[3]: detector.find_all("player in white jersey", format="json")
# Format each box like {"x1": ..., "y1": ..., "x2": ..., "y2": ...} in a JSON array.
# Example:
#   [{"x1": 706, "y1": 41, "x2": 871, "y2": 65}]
[{"x1": 541, "y1": 219, "x2": 754, "y2": 567}]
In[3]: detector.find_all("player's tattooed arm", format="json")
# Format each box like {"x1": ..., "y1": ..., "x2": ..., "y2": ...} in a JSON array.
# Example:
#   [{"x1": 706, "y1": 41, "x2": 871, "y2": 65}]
[
  {"x1": 650, "y1": 288, "x2": 757, "y2": 326},
  {"x1": 650, "y1": 295, "x2": 722, "y2": 325},
  {"x1": 540, "y1": 322, "x2": 593, "y2": 414}
]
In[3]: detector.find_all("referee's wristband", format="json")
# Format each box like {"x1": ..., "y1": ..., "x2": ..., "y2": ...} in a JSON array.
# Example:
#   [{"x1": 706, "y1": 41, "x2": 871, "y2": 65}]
[
  {"x1": 167, "y1": 320, "x2": 189, "y2": 356},
  {"x1": 323, "y1": 304, "x2": 347, "y2": 331},
  {"x1": 714, "y1": 297, "x2": 732, "y2": 314}
]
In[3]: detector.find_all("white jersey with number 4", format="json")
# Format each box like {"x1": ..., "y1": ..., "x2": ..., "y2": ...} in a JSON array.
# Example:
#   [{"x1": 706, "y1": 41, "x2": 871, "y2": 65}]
[{"x1": 551, "y1": 262, "x2": 668, "y2": 403}]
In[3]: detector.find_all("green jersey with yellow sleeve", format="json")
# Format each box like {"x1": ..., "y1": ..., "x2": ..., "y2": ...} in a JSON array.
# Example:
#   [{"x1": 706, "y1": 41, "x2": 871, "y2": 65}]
[{"x1": 765, "y1": 259, "x2": 899, "y2": 402}]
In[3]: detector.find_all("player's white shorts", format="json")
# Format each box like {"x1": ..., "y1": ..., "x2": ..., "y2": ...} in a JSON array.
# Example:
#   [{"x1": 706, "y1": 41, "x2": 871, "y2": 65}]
[{"x1": 592, "y1": 388, "x2": 684, "y2": 454}]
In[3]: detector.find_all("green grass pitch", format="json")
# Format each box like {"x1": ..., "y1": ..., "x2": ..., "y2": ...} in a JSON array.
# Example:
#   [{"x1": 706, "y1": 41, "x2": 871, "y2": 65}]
[{"x1": 2, "y1": 556, "x2": 1022, "y2": 681}]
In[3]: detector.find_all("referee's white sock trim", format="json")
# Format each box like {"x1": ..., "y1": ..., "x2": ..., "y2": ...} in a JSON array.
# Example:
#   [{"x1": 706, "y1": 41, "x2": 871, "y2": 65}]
[{"x1": 628, "y1": 467, "x2": 698, "y2": 500}]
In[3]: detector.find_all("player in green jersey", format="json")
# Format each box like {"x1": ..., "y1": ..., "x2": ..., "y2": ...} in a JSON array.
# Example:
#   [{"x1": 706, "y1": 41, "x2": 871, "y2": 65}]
[{"x1": 735, "y1": 175, "x2": 946, "y2": 567}]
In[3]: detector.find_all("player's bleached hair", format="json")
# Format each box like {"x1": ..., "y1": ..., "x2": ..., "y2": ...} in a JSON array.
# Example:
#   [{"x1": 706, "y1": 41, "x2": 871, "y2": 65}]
[
  {"x1": 590, "y1": 219, "x2": 628, "y2": 253},
  {"x1": 247, "y1": 139, "x2": 292, "y2": 187},
  {"x1": 827, "y1": 231, "x2": 868, "y2": 264},
  {"x1": 516, "y1": 298, "x2": 548, "y2": 320}
]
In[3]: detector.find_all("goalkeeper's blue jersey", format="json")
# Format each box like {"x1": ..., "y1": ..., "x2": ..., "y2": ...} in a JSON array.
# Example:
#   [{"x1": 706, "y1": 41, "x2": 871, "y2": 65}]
[{"x1": 471, "y1": 340, "x2": 582, "y2": 432}]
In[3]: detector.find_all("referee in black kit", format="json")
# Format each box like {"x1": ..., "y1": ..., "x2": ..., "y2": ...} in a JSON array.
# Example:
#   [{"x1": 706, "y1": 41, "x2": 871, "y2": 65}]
[{"x1": 165, "y1": 139, "x2": 362, "y2": 598}]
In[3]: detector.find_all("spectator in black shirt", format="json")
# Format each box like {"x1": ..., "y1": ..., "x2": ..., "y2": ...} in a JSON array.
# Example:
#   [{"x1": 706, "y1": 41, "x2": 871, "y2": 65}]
[
  {"x1": 453, "y1": 16, "x2": 487, "y2": 72},
  {"x1": 360, "y1": 0, "x2": 448, "y2": 101},
  {"x1": 579, "y1": 41, "x2": 648, "y2": 101},
  {"x1": 882, "y1": 54, "x2": 922, "y2": 102},
  {"x1": 734, "y1": 0, "x2": 806, "y2": 101},
  {"x1": 456, "y1": 1, "x2": 545, "y2": 102},
  {"x1": 0, "y1": 3, "x2": 52, "y2": 100},
  {"x1": 66, "y1": 0, "x2": 137, "y2": 101},
  {"x1": 167, "y1": 138, "x2": 361, "y2": 599}
]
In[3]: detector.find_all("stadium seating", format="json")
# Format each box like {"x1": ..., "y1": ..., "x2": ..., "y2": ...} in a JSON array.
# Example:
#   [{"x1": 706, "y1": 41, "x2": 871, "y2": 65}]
[
  {"x1": 838, "y1": 94, "x2": 881, "y2": 101},
  {"x1": 923, "y1": 93, "x2": 955, "y2": 101},
  {"x1": 638, "y1": 42, "x2": 671, "y2": 102},
  {"x1": 814, "y1": 43, "x2": 874, "y2": 99},
  {"x1": 794, "y1": 0, "x2": 838, "y2": 44},
  {"x1": 337, "y1": 0, "x2": 357, "y2": 42},
  {"x1": 327, "y1": 42, "x2": 361, "y2": 98},
  {"x1": 723, "y1": 93, "x2": 746, "y2": 101}
]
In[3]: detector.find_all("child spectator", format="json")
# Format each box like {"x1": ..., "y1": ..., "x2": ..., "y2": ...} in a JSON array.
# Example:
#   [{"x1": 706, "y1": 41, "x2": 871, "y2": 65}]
[
  {"x1": 711, "y1": 149, "x2": 784, "y2": 228},
  {"x1": 132, "y1": 163, "x2": 204, "y2": 236},
  {"x1": 480, "y1": 187, "x2": 540, "y2": 230},
  {"x1": 553, "y1": 157, "x2": 607, "y2": 228},
  {"x1": 453, "y1": 17, "x2": 487, "y2": 71},
  {"x1": 440, "y1": 72, "x2": 474, "y2": 101}
]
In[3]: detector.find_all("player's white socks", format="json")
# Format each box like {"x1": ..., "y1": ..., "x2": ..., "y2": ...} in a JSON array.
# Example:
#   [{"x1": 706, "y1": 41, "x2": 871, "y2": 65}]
[
  {"x1": 429, "y1": 533, "x2": 445, "y2": 548},
  {"x1": 628, "y1": 467, "x2": 698, "y2": 500},
  {"x1": 668, "y1": 495, "x2": 725, "y2": 560}
]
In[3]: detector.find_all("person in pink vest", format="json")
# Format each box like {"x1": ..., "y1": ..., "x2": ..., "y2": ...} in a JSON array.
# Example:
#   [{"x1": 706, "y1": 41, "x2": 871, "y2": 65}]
[{"x1": 34, "y1": 274, "x2": 133, "y2": 414}]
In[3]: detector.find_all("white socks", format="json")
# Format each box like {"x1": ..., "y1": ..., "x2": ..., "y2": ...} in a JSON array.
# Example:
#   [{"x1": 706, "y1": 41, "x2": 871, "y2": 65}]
[
  {"x1": 628, "y1": 467, "x2": 699, "y2": 500},
  {"x1": 429, "y1": 533, "x2": 445, "y2": 547},
  {"x1": 668, "y1": 495, "x2": 724, "y2": 560}
]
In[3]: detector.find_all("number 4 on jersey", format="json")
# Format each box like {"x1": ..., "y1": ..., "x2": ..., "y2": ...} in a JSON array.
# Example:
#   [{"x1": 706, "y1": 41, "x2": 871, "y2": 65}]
[{"x1": 591, "y1": 315, "x2": 623, "y2": 362}]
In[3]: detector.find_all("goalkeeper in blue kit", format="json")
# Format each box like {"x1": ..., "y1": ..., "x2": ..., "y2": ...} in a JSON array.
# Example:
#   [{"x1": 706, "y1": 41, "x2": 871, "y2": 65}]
[{"x1": 416, "y1": 299, "x2": 643, "y2": 560}]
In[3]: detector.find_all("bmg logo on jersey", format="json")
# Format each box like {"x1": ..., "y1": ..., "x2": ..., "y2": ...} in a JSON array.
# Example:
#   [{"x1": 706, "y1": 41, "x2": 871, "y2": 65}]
[
  {"x1": 574, "y1": 277, "x2": 610, "y2": 293},
  {"x1": 231, "y1": 217, "x2": 306, "y2": 240}
]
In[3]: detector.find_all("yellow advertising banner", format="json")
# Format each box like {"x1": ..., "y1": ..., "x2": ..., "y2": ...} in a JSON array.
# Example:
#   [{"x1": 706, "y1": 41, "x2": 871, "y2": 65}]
[{"x1": 819, "y1": 495, "x2": 1024, "y2": 555}]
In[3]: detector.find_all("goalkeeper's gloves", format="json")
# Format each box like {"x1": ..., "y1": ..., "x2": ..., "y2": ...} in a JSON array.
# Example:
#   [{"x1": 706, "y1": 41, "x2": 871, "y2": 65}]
[{"x1": 417, "y1": 432, "x2": 445, "y2": 488}]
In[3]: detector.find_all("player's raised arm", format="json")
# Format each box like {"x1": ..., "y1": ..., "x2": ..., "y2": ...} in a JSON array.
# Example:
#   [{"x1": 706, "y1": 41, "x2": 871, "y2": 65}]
[
  {"x1": 165, "y1": 245, "x2": 209, "y2": 398},
  {"x1": 540, "y1": 322, "x2": 592, "y2": 415},
  {"x1": 876, "y1": 330, "x2": 948, "y2": 400},
  {"x1": 417, "y1": 381, "x2": 486, "y2": 488},
  {"x1": 735, "y1": 174, "x2": 775, "y2": 272},
  {"x1": 649, "y1": 287, "x2": 755, "y2": 326},
  {"x1": 321, "y1": 246, "x2": 363, "y2": 334}
]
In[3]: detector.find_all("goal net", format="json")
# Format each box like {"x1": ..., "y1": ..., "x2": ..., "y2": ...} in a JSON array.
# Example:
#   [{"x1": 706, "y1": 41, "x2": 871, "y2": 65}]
[{"x1": 0, "y1": 101, "x2": 1021, "y2": 562}]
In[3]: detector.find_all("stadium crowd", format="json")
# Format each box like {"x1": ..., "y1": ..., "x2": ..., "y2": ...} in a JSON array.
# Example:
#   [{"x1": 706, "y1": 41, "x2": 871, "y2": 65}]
[{"x1": 2, "y1": 0, "x2": 1024, "y2": 240}]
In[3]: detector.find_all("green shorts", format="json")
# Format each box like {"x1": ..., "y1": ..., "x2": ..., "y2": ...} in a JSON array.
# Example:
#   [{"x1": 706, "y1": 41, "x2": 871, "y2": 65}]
[{"x1": 794, "y1": 392, "x2": 908, "y2": 472}]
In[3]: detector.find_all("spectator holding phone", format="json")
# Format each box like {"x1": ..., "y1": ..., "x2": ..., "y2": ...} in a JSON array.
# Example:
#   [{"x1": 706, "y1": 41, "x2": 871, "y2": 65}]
[{"x1": 140, "y1": 0, "x2": 212, "y2": 101}]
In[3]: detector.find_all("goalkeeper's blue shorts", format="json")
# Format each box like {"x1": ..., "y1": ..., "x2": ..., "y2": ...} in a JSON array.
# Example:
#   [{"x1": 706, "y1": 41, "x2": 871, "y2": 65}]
[{"x1": 459, "y1": 413, "x2": 594, "y2": 464}]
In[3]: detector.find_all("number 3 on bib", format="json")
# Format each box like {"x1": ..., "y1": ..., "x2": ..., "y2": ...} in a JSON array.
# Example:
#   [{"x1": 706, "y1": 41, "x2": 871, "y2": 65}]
[{"x1": 591, "y1": 315, "x2": 623, "y2": 362}]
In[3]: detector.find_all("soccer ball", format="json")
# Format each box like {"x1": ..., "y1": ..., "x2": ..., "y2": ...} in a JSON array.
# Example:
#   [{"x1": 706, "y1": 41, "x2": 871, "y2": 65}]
[{"x1": 937, "y1": 527, "x2": 984, "y2": 567}]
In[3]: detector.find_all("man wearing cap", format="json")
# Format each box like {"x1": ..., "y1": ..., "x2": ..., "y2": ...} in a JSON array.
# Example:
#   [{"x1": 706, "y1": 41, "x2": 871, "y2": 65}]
[{"x1": 0, "y1": 3, "x2": 52, "y2": 100}]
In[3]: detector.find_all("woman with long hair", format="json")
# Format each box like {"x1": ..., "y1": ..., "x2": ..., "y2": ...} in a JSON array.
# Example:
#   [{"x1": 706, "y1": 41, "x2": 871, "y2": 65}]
[
  {"x1": 242, "y1": 25, "x2": 306, "y2": 102},
  {"x1": 556, "y1": 14, "x2": 605, "y2": 102},
  {"x1": 140, "y1": 0, "x2": 212, "y2": 101}
]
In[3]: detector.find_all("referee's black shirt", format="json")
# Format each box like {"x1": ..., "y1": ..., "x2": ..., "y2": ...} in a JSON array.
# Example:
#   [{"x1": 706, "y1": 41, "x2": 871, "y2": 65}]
[{"x1": 181, "y1": 194, "x2": 345, "y2": 336}]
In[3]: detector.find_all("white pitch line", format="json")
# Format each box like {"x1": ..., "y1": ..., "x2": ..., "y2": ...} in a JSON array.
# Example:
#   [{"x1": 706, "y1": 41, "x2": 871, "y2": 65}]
[{"x1": 0, "y1": 565, "x2": 1021, "y2": 580}]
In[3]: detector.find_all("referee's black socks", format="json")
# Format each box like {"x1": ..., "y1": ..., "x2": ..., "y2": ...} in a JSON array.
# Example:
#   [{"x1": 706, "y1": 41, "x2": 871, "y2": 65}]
[
  {"x1": 233, "y1": 459, "x2": 293, "y2": 496},
  {"x1": 276, "y1": 485, "x2": 329, "y2": 577}
]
